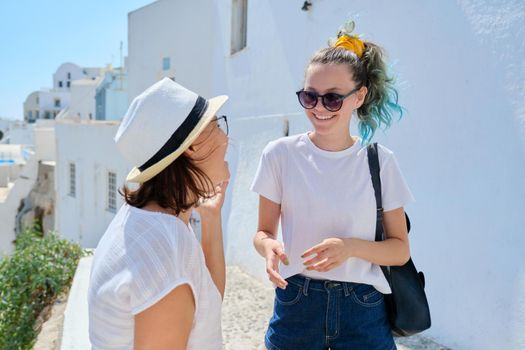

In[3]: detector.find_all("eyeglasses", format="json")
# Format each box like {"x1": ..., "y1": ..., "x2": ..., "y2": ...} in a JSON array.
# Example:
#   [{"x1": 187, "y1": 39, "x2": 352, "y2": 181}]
[
  {"x1": 213, "y1": 115, "x2": 229, "y2": 135},
  {"x1": 296, "y1": 87, "x2": 361, "y2": 112}
]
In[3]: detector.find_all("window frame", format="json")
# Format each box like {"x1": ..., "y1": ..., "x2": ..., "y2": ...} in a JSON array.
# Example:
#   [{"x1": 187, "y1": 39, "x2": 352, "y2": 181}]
[
  {"x1": 231, "y1": 0, "x2": 248, "y2": 54},
  {"x1": 162, "y1": 57, "x2": 171, "y2": 71},
  {"x1": 68, "y1": 162, "x2": 76, "y2": 197},
  {"x1": 107, "y1": 171, "x2": 117, "y2": 212}
]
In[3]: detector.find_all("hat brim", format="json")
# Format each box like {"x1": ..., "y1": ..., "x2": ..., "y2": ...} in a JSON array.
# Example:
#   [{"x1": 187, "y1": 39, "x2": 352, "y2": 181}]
[{"x1": 125, "y1": 95, "x2": 229, "y2": 183}]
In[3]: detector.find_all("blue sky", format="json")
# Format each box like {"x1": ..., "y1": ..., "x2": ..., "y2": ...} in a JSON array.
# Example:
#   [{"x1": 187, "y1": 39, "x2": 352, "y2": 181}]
[{"x1": 0, "y1": 0, "x2": 153, "y2": 120}]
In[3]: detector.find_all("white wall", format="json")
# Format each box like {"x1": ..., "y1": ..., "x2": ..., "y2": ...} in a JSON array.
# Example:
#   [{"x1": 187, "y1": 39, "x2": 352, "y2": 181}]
[
  {"x1": 23, "y1": 91, "x2": 40, "y2": 122},
  {"x1": 83, "y1": 67, "x2": 104, "y2": 80},
  {"x1": 53, "y1": 63, "x2": 84, "y2": 91},
  {"x1": 68, "y1": 78, "x2": 101, "y2": 120},
  {"x1": 0, "y1": 166, "x2": 11, "y2": 187},
  {"x1": 224, "y1": 113, "x2": 305, "y2": 273},
  {"x1": 104, "y1": 86, "x2": 128, "y2": 121},
  {"x1": 33, "y1": 120, "x2": 56, "y2": 160},
  {"x1": 207, "y1": 1, "x2": 525, "y2": 349},
  {"x1": 127, "y1": 0, "x2": 215, "y2": 102},
  {"x1": 54, "y1": 121, "x2": 131, "y2": 248},
  {"x1": 6, "y1": 123, "x2": 34, "y2": 145},
  {"x1": 98, "y1": 70, "x2": 128, "y2": 121},
  {"x1": 39, "y1": 90, "x2": 70, "y2": 118}
]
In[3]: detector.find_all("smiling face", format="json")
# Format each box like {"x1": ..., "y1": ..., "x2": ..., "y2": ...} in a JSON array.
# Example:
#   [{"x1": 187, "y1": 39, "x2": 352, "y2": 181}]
[
  {"x1": 186, "y1": 118, "x2": 230, "y2": 187},
  {"x1": 303, "y1": 63, "x2": 367, "y2": 139}
]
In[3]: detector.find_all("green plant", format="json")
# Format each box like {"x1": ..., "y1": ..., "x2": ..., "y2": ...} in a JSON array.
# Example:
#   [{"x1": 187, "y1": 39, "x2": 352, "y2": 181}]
[{"x1": 0, "y1": 224, "x2": 87, "y2": 349}]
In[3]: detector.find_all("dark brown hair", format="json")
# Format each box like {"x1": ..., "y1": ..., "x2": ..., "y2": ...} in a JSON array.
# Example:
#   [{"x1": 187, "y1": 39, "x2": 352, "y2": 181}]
[{"x1": 119, "y1": 129, "x2": 218, "y2": 215}]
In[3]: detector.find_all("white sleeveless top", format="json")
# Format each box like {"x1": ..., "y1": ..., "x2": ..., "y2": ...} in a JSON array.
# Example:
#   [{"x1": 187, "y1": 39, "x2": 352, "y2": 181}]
[
  {"x1": 88, "y1": 204, "x2": 222, "y2": 349},
  {"x1": 251, "y1": 134, "x2": 415, "y2": 293}
]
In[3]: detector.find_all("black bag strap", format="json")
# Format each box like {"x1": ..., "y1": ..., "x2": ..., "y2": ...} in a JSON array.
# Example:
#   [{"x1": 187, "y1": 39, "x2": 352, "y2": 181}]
[
  {"x1": 366, "y1": 143, "x2": 385, "y2": 242},
  {"x1": 367, "y1": 143, "x2": 392, "y2": 279}
]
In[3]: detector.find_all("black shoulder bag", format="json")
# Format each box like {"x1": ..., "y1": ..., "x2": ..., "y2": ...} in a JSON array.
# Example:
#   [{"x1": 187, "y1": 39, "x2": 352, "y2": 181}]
[{"x1": 367, "y1": 143, "x2": 431, "y2": 337}]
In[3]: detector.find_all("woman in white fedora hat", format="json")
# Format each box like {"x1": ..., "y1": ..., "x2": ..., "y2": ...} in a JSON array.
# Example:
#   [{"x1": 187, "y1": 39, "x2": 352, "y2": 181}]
[{"x1": 88, "y1": 77, "x2": 230, "y2": 349}]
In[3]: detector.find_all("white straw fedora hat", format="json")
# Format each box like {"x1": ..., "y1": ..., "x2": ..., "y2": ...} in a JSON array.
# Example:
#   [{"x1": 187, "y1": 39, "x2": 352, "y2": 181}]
[{"x1": 115, "y1": 77, "x2": 228, "y2": 183}]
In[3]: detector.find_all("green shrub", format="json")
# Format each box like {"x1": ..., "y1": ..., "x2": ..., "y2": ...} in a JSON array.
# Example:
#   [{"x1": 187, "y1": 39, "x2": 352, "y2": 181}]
[{"x1": 0, "y1": 224, "x2": 87, "y2": 350}]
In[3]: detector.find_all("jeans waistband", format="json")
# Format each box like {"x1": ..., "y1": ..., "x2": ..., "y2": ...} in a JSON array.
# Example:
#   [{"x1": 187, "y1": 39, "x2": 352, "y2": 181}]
[{"x1": 286, "y1": 274, "x2": 363, "y2": 296}]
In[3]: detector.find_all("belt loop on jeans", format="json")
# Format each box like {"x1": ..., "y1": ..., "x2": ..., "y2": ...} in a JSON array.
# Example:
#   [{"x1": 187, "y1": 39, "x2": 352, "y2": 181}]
[
  {"x1": 343, "y1": 282, "x2": 351, "y2": 297},
  {"x1": 303, "y1": 277, "x2": 310, "y2": 296}
]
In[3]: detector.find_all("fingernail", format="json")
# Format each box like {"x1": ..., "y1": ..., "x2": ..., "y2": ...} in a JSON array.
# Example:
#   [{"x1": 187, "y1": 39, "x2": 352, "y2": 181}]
[{"x1": 284, "y1": 258, "x2": 289, "y2": 266}]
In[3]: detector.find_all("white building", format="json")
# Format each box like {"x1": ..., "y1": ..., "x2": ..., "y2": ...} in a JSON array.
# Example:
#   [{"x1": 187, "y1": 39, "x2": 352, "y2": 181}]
[
  {"x1": 23, "y1": 89, "x2": 70, "y2": 122},
  {"x1": 54, "y1": 120, "x2": 131, "y2": 248},
  {"x1": 4, "y1": 65, "x2": 125, "y2": 255},
  {"x1": 59, "y1": 78, "x2": 102, "y2": 121},
  {"x1": 0, "y1": 120, "x2": 55, "y2": 256},
  {"x1": 124, "y1": 1, "x2": 525, "y2": 349},
  {"x1": 0, "y1": 119, "x2": 33, "y2": 145},
  {"x1": 46, "y1": 65, "x2": 129, "y2": 247},
  {"x1": 95, "y1": 66, "x2": 128, "y2": 121},
  {"x1": 127, "y1": 0, "x2": 215, "y2": 102},
  {"x1": 53, "y1": 62, "x2": 103, "y2": 91},
  {"x1": 24, "y1": 63, "x2": 106, "y2": 123},
  {"x1": 57, "y1": 64, "x2": 128, "y2": 122},
  {"x1": 0, "y1": 144, "x2": 28, "y2": 187}
]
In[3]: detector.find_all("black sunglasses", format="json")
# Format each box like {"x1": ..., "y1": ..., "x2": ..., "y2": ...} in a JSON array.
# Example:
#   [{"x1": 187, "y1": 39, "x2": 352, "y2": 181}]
[
  {"x1": 296, "y1": 87, "x2": 361, "y2": 112},
  {"x1": 213, "y1": 115, "x2": 229, "y2": 135}
]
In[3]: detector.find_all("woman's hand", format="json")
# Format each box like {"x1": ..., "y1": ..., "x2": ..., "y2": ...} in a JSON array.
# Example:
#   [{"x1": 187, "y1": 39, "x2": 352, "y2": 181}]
[
  {"x1": 194, "y1": 181, "x2": 228, "y2": 219},
  {"x1": 253, "y1": 195, "x2": 288, "y2": 288},
  {"x1": 263, "y1": 239, "x2": 289, "y2": 289},
  {"x1": 302, "y1": 238, "x2": 355, "y2": 273}
]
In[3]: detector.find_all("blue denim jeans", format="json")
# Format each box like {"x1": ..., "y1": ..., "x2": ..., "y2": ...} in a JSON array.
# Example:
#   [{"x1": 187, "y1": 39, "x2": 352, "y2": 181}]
[{"x1": 265, "y1": 274, "x2": 396, "y2": 350}]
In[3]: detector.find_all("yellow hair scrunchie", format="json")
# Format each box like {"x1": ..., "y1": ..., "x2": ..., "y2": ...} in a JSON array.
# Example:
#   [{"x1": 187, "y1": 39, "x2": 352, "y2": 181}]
[{"x1": 334, "y1": 35, "x2": 365, "y2": 59}]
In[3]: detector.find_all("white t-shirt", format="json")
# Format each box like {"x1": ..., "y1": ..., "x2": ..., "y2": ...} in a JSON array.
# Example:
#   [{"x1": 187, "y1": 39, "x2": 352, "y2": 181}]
[
  {"x1": 250, "y1": 133, "x2": 415, "y2": 293},
  {"x1": 88, "y1": 204, "x2": 222, "y2": 350}
]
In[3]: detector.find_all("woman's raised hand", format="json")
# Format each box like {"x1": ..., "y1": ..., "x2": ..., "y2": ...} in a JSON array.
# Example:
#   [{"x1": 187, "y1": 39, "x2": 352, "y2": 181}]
[{"x1": 195, "y1": 181, "x2": 229, "y2": 218}]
